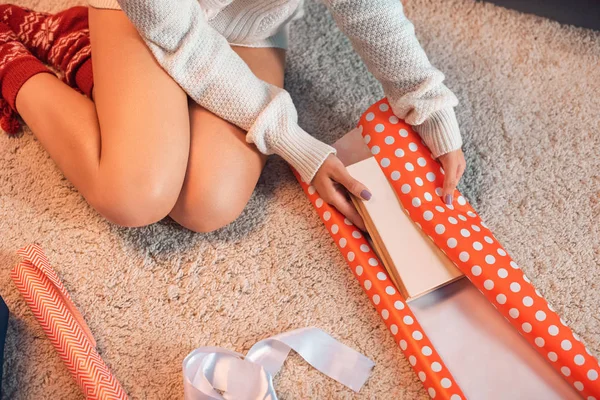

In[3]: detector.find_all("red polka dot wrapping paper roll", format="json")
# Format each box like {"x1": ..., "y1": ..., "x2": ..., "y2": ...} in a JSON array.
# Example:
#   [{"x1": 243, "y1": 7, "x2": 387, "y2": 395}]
[
  {"x1": 358, "y1": 98, "x2": 600, "y2": 398},
  {"x1": 11, "y1": 244, "x2": 128, "y2": 400},
  {"x1": 294, "y1": 175, "x2": 465, "y2": 399}
]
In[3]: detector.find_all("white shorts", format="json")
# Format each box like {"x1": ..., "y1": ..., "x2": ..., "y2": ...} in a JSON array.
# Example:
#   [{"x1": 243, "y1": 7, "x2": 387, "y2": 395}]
[{"x1": 88, "y1": 0, "x2": 304, "y2": 50}]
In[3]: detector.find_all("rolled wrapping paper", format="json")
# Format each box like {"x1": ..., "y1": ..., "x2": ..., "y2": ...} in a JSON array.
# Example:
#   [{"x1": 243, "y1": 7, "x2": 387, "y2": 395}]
[
  {"x1": 11, "y1": 244, "x2": 128, "y2": 400},
  {"x1": 358, "y1": 98, "x2": 600, "y2": 398},
  {"x1": 182, "y1": 327, "x2": 375, "y2": 399},
  {"x1": 293, "y1": 172, "x2": 465, "y2": 399}
]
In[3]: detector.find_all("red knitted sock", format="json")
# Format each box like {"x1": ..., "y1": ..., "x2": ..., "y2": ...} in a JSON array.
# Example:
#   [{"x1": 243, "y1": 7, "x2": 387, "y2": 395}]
[
  {"x1": 0, "y1": 22, "x2": 53, "y2": 134},
  {"x1": 0, "y1": 5, "x2": 93, "y2": 97}
]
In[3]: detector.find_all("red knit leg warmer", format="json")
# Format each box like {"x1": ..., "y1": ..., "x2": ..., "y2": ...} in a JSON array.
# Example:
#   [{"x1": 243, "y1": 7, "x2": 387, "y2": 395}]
[
  {"x1": 0, "y1": 22, "x2": 53, "y2": 134},
  {"x1": 0, "y1": 5, "x2": 93, "y2": 97}
]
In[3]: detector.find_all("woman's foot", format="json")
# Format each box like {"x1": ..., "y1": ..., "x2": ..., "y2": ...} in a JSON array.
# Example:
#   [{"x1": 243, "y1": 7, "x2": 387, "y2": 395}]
[
  {"x1": 0, "y1": 5, "x2": 93, "y2": 97},
  {"x1": 0, "y1": 22, "x2": 53, "y2": 134}
]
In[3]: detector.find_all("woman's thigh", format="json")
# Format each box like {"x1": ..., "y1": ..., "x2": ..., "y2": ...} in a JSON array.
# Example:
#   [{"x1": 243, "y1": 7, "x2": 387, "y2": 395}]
[
  {"x1": 89, "y1": 7, "x2": 190, "y2": 225},
  {"x1": 169, "y1": 46, "x2": 286, "y2": 233}
]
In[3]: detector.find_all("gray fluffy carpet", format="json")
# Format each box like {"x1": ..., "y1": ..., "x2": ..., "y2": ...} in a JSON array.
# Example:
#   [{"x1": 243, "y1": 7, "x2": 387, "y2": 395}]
[{"x1": 1, "y1": 0, "x2": 599, "y2": 398}]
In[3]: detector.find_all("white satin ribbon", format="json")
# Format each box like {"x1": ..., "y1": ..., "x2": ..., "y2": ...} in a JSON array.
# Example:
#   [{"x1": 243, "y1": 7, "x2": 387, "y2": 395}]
[{"x1": 183, "y1": 327, "x2": 375, "y2": 399}]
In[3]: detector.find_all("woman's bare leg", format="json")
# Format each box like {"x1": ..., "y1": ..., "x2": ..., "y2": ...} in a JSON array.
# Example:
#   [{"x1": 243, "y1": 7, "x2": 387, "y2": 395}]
[
  {"x1": 169, "y1": 46, "x2": 286, "y2": 232},
  {"x1": 15, "y1": 8, "x2": 190, "y2": 226}
]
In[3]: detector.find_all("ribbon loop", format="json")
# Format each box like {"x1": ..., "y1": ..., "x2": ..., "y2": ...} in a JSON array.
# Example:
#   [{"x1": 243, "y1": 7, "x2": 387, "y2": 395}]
[{"x1": 183, "y1": 327, "x2": 374, "y2": 399}]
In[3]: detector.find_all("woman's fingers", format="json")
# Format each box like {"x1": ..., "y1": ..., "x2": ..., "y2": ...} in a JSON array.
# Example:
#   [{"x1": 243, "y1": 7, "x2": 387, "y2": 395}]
[
  {"x1": 439, "y1": 149, "x2": 465, "y2": 205},
  {"x1": 330, "y1": 159, "x2": 372, "y2": 201},
  {"x1": 312, "y1": 155, "x2": 369, "y2": 231},
  {"x1": 314, "y1": 177, "x2": 366, "y2": 231},
  {"x1": 312, "y1": 148, "x2": 467, "y2": 232},
  {"x1": 442, "y1": 166, "x2": 458, "y2": 205},
  {"x1": 329, "y1": 187, "x2": 367, "y2": 231}
]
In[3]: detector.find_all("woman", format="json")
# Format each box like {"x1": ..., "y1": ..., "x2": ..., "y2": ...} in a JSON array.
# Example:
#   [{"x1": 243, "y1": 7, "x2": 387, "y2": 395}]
[{"x1": 0, "y1": 0, "x2": 465, "y2": 232}]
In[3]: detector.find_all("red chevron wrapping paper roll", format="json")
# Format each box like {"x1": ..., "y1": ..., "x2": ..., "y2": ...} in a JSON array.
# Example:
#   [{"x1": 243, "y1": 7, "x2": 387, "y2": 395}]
[
  {"x1": 356, "y1": 98, "x2": 600, "y2": 398},
  {"x1": 294, "y1": 172, "x2": 465, "y2": 399},
  {"x1": 11, "y1": 244, "x2": 128, "y2": 400}
]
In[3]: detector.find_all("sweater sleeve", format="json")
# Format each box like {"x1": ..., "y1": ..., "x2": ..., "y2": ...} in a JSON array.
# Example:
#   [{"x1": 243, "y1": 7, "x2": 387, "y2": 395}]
[
  {"x1": 115, "y1": 0, "x2": 335, "y2": 183},
  {"x1": 323, "y1": 0, "x2": 462, "y2": 158}
]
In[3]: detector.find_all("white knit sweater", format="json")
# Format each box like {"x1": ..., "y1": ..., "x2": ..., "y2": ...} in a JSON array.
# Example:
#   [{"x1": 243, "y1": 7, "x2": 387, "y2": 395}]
[{"x1": 90, "y1": 0, "x2": 462, "y2": 183}]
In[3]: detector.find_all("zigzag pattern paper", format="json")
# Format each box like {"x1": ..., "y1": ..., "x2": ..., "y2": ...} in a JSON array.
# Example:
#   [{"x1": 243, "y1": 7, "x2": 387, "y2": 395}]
[{"x1": 11, "y1": 244, "x2": 128, "y2": 400}]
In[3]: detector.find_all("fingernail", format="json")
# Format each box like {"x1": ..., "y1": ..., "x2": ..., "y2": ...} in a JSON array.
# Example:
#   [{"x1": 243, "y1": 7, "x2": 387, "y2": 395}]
[
  {"x1": 360, "y1": 190, "x2": 372, "y2": 201},
  {"x1": 444, "y1": 194, "x2": 453, "y2": 205}
]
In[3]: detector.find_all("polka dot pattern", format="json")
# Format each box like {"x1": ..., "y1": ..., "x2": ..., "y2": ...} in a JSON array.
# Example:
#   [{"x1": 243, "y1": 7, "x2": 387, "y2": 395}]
[
  {"x1": 295, "y1": 167, "x2": 464, "y2": 399},
  {"x1": 294, "y1": 99, "x2": 598, "y2": 400},
  {"x1": 353, "y1": 98, "x2": 600, "y2": 399}
]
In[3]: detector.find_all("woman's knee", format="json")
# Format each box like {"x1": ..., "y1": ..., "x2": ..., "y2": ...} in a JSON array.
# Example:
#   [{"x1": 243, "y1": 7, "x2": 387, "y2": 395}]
[
  {"x1": 171, "y1": 204, "x2": 245, "y2": 234},
  {"x1": 87, "y1": 6, "x2": 191, "y2": 228},
  {"x1": 88, "y1": 170, "x2": 184, "y2": 227},
  {"x1": 169, "y1": 181, "x2": 254, "y2": 233}
]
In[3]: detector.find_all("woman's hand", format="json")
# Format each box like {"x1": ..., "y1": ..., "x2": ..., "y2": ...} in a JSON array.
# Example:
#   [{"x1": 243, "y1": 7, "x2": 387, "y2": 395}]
[
  {"x1": 438, "y1": 149, "x2": 466, "y2": 205},
  {"x1": 311, "y1": 149, "x2": 465, "y2": 230},
  {"x1": 312, "y1": 154, "x2": 371, "y2": 231}
]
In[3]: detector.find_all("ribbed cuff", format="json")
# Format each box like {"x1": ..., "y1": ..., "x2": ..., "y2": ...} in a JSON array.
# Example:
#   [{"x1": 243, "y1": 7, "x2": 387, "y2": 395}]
[
  {"x1": 1, "y1": 57, "x2": 53, "y2": 111},
  {"x1": 75, "y1": 58, "x2": 94, "y2": 98},
  {"x1": 413, "y1": 107, "x2": 463, "y2": 158},
  {"x1": 88, "y1": 0, "x2": 122, "y2": 10},
  {"x1": 271, "y1": 125, "x2": 336, "y2": 183}
]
